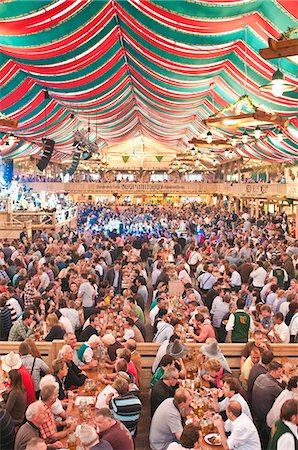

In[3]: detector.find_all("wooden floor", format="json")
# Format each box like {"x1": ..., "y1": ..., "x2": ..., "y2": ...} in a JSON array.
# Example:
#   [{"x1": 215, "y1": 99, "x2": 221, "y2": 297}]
[
  {"x1": 135, "y1": 389, "x2": 151, "y2": 450},
  {"x1": 134, "y1": 286, "x2": 153, "y2": 450}
]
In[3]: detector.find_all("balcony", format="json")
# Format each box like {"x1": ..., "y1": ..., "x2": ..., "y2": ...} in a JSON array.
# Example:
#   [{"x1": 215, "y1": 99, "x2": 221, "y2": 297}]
[{"x1": 23, "y1": 181, "x2": 290, "y2": 198}]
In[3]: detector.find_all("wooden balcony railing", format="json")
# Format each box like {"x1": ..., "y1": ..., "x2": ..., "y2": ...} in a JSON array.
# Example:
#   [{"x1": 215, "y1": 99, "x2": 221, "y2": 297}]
[{"x1": 23, "y1": 182, "x2": 290, "y2": 198}]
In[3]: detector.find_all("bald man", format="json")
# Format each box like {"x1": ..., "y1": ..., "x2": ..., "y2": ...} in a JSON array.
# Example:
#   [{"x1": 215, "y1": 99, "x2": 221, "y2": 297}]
[{"x1": 214, "y1": 400, "x2": 261, "y2": 450}]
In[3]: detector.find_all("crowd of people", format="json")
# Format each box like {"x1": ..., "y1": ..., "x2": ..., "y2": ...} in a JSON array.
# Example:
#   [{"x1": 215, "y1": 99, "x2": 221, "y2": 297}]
[{"x1": 0, "y1": 202, "x2": 297, "y2": 450}]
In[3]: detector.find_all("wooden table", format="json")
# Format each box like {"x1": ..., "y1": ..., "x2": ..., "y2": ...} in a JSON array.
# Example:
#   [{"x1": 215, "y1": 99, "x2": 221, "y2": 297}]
[{"x1": 60, "y1": 368, "x2": 106, "y2": 448}]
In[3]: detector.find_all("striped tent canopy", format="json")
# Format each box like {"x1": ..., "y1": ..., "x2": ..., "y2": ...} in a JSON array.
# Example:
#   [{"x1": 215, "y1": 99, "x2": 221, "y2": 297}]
[{"x1": 0, "y1": 0, "x2": 298, "y2": 165}]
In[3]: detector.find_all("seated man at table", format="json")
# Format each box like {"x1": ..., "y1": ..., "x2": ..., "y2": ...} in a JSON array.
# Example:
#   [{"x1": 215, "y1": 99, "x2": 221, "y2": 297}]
[
  {"x1": 77, "y1": 334, "x2": 101, "y2": 369},
  {"x1": 212, "y1": 376, "x2": 252, "y2": 420},
  {"x1": 78, "y1": 424, "x2": 113, "y2": 450},
  {"x1": 94, "y1": 408, "x2": 134, "y2": 450},
  {"x1": 240, "y1": 329, "x2": 271, "y2": 369},
  {"x1": 239, "y1": 346, "x2": 261, "y2": 391},
  {"x1": 60, "y1": 344, "x2": 87, "y2": 389},
  {"x1": 151, "y1": 367, "x2": 179, "y2": 416},
  {"x1": 14, "y1": 401, "x2": 46, "y2": 450},
  {"x1": 214, "y1": 400, "x2": 261, "y2": 450},
  {"x1": 108, "y1": 377, "x2": 141, "y2": 437},
  {"x1": 39, "y1": 384, "x2": 76, "y2": 443},
  {"x1": 149, "y1": 388, "x2": 192, "y2": 450}
]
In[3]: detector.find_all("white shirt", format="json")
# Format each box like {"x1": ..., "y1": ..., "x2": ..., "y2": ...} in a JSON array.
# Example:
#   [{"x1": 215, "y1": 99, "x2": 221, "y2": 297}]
[
  {"x1": 268, "y1": 322, "x2": 290, "y2": 343},
  {"x1": 81, "y1": 344, "x2": 93, "y2": 363},
  {"x1": 276, "y1": 421, "x2": 298, "y2": 450},
  {"x1": 150, "y1": 305, "x2": 159, "y2": 326},
  {"x1": 60, "y1": 308, "x2": 80, "y2": 332},
  {"x1": 225, "y1": 413, "x2": 261, "y2": 450},
  {"x1": 267, "y1": 390, "x2": 295, "y2": 428},
  {"x1": 152, "y1": 340, "x2": 169, "y2": 373},
  {"x1": 230, "y1": 271, "x2": 242, "y2": 287},
  {"x1": 279, "y1": 302, "x2": 290, "y2": 318},
  {"x1": 198, "y1": 272, "x2": 217, "y2": 290},
  {"x1": 178, "y1": 269, "x2": 192, "y2": 285},
  {"x1": 289, "y1": 312, "x2": 298, "y2": 338},
  {"x1": 219, "y1": 393, "x2": 252, "y2": 420},
  {"x1": 59, "y1": 316, "x2": 73, "y2": 334},
  {"x1": 249, "y1": 267, "x2": 267, "y2": 288},
  {"x1": 7, "y1": 298, "x2": 22, "y2": 317},
  {"x1": 123, "y1": 328, "x2": 135, "y2": 341}
]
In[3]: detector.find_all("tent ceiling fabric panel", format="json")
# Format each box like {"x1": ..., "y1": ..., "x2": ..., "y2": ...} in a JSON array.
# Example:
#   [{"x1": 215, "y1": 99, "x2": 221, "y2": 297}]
[{"x1": 0, "y1": 0, "x2": 297, "y2": 165}]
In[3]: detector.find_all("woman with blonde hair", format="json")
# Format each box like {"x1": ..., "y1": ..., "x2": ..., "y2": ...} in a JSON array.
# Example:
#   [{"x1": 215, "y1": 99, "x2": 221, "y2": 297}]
[{"x1": 44, "y1": 313, "x2": 64, "y2": 341}]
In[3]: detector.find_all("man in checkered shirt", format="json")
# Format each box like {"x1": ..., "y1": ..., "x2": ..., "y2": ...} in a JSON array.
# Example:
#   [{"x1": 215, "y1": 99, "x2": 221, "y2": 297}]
[{"x1": 39, "y1": 384, "x2": 76, "y2": 443}]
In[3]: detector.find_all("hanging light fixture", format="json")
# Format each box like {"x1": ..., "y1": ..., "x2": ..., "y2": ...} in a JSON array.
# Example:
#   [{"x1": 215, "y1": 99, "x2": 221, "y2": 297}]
[
  {"x1": 228, "y1": 150, "x2": 233, "y2": 159},
  {"x1": 8, "y1": 133, "x2": 16, "y2": 146},
  {"x1": 231, "y1": 135, "x2": 237, "y2": 147},
  {"x1": 276, "y1": 129, "x2": 284, "y2": 142},
  {"x1": 260, "y1": 62, "x2": 296, "y2": 97},
  {"x1": 224, "y1": 150, "x2": 229, "y2": 158},
  {"x1": 254, "y1": 126, "x2": 261, "y2": 139},
  {"x1": 191, "y1": 147, "x2": 196, "y2": 156},
  {"x1": 242, "y1": 130, "x2": 249, "y2": 144},
  {"x1": 206, "y1": 131, "x2": 213, "y2": 144}
]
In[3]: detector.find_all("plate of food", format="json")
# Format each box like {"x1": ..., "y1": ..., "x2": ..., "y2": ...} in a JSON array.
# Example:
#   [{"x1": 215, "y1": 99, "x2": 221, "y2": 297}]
[{"x1": 204, "y1": 433, "x2": 222, "y2": 446}]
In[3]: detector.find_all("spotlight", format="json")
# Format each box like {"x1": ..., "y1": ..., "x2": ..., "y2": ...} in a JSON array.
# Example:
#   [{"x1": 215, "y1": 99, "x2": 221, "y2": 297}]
[
  {"x1": 206, "y1": 131, "x2": 213, "y2": 144},
  {"x1": 70, "y1": 112, "x2": 75, "y2": 119},
  {"x1": 8, "y1": 134, "x2": 16, "y2": 146},
  {"x1": 231, "y1": 135, "x2": 237, "y2": 146},
  {"x1": 254, "y1": 126, "x2": 261, "y2": 139},
  {"x1": 242, "y1": 131, "x2": 249, "y2": 144}
]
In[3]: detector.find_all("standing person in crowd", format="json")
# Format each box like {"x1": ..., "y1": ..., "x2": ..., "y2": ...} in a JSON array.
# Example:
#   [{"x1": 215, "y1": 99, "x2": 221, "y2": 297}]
[
  {"x1": 251, "y1": 360, "x2": 285, "y2": 448},
  {"x1": 226, "y1": 298, "x2": 255, "y2": 343},
  {"x1": 268, "y1": 399, "x2": 298, "y2": 449},
  {"x1": 19, "y1": 341, "x2": 50, "y2": 396}
]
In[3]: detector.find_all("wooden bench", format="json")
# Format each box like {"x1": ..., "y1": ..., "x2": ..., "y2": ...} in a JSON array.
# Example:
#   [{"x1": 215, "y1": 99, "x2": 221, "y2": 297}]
[
  {"x1": 0, "y1": 341, "x2": 55, "y2": 367},
  {"x1": 1, "y1": 341, "x2": 296, "y2": 373}
]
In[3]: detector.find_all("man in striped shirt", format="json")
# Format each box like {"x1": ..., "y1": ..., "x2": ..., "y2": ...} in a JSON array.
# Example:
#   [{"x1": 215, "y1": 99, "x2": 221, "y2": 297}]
[{"x1": 108, "y1": 377, "x2": 141, "y2": 437}]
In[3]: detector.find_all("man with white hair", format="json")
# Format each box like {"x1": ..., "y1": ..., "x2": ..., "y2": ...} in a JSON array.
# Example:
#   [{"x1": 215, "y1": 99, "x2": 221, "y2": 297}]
[
  {"x1": 78, "y1": 423, "x2": 113, "y2": 449},
  {"x1": 14, "y1": 401, "x2": 47, "y2": 450},
  {"x1": 77, "y1": 334, "x2": 101, "y2": 369},
  {"x1": 25, "y1": 437, "x2": 47, "y2": 450},
  {"x1": 39, "y1": 374, "x2": 74, "y2": 420},
  {"x1": 60, "y1": 344, "x2": 88, "y2": 389}
]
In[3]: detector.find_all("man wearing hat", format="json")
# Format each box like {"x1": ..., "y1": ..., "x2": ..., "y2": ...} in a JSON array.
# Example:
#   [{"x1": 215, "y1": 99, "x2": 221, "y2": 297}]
[{"x1": 1, "y1": 351, "x2": 35, "y2": 405}]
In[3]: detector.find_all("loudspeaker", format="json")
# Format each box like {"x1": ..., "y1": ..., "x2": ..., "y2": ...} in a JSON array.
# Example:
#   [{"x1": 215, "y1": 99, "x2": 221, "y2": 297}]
[
  {"x1": 37, "y1": 139, "x2": 55, "y2": 171},
  {"x1": 3, "y1": 159, "x2": 14, "y2": 184},
  {"x1": 68, "y1": 151, "x2": 80, "y2": 175}
]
